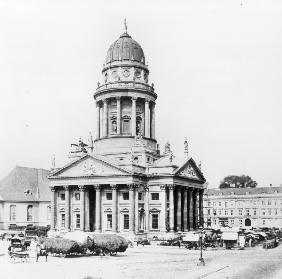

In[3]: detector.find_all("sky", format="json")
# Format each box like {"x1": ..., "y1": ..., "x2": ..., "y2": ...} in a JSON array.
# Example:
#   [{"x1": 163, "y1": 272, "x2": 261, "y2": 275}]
[{"x1": 0, "y1": 0, "x2": 282, "y2": 189}]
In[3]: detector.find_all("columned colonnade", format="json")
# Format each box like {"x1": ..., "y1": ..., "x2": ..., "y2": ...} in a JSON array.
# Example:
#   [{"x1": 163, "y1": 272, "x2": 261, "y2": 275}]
[
  {"x1": 50, "y1": 184, "x2": 204, "y2": 233},
  {"x1": 96, "y1": 96, "x2": 156, "y2": 139}
]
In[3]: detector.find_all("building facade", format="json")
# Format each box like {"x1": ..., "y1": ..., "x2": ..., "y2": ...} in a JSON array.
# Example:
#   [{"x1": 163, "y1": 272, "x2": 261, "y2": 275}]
[
  {"x1": 204, "y1": 187, "x2": 282, "y2": 228},
  {"x1": 0, "y1": 166, "x2": 51, "y2": 230},
  {"x1": 48, "y1": 27, "x2": 206, "y2": 234}
]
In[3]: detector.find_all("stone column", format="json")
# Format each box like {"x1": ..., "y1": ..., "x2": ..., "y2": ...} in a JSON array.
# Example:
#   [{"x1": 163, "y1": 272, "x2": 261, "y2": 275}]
[
  {"x1": 131, "y1": 97, "x2": 137, "y2": 136},
  {"x1": 199, "y1": 189, "x2": 204, "y2": 227},
  {"x1": 96, "y1": 102, "x2": 100, "y2": 139},
  {"x1": 183, "y1": 188, "x2": 188, "y2": 232},
  {"x1": 193, "y1": 189, "x2": 199, "y2": 229},
  {"x1": 103, "y1": 99, "x2": 108, "y2": 137},
  {"x1": 111, "y1": 185, "x2": 118, "y2": 233},
  {"x1": 151, "y1": 102, "x2": 155, "y2": 139},
  {"x1": 94, "y1": 185, "x2": 101, "y2": 232},
  {"x1": 64, "y1": 186, "x2": 70, "y2": 231},
  {"x1": 176, "y1": 187, "x2": 182, "y2": 231},
  {"x1": 145, "y1": 100, "x2": 150, "y2": 138},
  {"x1": 188, "y1": 188, "x2": 193, "y2": 230},
  {"x1": 160, "y1": 186, "x2": 167, "y2": 232},
  {"x1": 116, "y1": 97, "x2": 121, "y2": 134},
  {"x1": 50, "y1": 186, "x2": 57, "y2": 230},
  {"x1": 85, "y1": 190, "x2": 90, "y2": 231},
  {"x1": 135, "y1": 185, "x2": 139, "y2": 233},
  {"x1": 128, "y1": 184, "x2": 135, "y2": 233},
  {"x1": 168, "y1": 185, "x2": 175, "y2": 232},
  {"x1": 144, "y1": 185, "x2": 150, "y2": 232},
  {"x1": 79, "y1": 186, "x2": 86, "y2": 231}
]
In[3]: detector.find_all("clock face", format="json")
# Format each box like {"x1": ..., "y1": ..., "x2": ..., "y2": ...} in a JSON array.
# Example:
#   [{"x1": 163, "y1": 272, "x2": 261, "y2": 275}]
[{"x1": 123, "y1": 69, "x2": 130, "y2": 78}]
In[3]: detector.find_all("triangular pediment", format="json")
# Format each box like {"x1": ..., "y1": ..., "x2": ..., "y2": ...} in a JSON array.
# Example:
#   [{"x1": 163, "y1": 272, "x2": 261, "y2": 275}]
[
  {"x1": 50, "y1": 154, "x2": 131, "y2": 178},
  {"x1": 174, "y1": 158, "x2": 205, "y2": 182}
]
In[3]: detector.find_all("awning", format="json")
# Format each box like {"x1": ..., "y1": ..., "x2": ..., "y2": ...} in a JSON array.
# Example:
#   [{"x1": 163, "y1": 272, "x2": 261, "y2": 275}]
[{"x1": 221, "y1": 232, "x2": 238, "y2": 241}]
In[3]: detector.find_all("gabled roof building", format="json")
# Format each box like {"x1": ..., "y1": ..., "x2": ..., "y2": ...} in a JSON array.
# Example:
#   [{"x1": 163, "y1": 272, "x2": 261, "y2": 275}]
[
  {"x1": 49, "y1": 25, "x2": 206, "y2": 234},
  {"x1": 0, "y1": 166, "x2": 51, "y2": 230}
]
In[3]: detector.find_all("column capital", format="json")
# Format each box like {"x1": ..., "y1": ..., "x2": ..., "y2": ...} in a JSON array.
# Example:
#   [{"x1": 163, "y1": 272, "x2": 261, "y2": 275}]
[
  {"x1": 183, "y1": 187, "x2": 189, "y2": 192},
  {"x1": 132, "y1": 96, "x2": 138, "y2": 101},
  {"x1": 128, "y1": 184, "x2": 138, "y2": 191},
  {"x1": 143, "y1": 185, "x2": 149, "y2": 192},
  {"x1": 93, "y1": 184, "x2": 101, "y2": 191},
  {"x1": 103, "y1": 98, "x2": 108, "y2": 104},
  {"x1": 160, "y1": 185, "x2": 166, "y2": 191},
  {"x1": 116, "y1": 96, "x2": 121, "y2": 100},
  {"x1": 145, "y1": 99, "x2": 150, "y2": 104},
  {"x1": 110, "y1": 184, "x2": 119, "y2": 190},
  {"x1": 78, "y1": 185, "x2": 87, "y2": 192},
  {"x1": 166, "y1": 184, "x2": 176, "y2": 190},
  {"x1": 63, "y1": 185, "x2": 70, "y2": 191},
  {"x1": 50, "y1": 186, "x2": 56, "y2": 192}
]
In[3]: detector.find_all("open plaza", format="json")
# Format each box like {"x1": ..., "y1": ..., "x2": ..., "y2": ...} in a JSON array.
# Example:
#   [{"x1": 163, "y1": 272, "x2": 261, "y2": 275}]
[{"x1": 1, "y1": 240, "x2": 282, "y2": 279}]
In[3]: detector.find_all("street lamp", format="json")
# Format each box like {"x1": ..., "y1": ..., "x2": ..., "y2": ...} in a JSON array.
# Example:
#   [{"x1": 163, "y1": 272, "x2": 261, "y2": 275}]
[{"x1": 197, "y1": 226, "x2": 205, "y2": 266}]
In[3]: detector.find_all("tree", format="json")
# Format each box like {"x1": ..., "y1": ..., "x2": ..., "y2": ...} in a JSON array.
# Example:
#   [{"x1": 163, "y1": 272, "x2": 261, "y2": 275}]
[{"x1": 219, "y1": 175, "x2": 257, "y2": 189}]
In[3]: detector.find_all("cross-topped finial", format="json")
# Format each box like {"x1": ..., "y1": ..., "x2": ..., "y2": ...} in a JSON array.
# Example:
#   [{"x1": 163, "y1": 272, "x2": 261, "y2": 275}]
[{"x1": 124, "y1": 18, "x2": 127, "y2": 32}]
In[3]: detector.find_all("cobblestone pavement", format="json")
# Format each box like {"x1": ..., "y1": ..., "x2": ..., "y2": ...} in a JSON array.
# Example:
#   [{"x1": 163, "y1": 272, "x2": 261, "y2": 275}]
[{"x1": 1, "y1": 241, "x2": 282, "y2": 279}]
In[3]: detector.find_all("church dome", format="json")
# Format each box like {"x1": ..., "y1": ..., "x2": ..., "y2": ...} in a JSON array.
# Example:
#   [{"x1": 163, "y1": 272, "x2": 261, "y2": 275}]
[{"x1": 106, "y1": 32, "x2": 145, "y2": 65}]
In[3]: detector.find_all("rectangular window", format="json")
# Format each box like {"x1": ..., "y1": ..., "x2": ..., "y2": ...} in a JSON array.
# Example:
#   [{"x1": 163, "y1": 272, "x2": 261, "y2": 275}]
[
  {"x1": 218, "y1": 210, "x2": 221, "y2": 216},
  {"x1": 254, "y1": 209, "x2": 257, "y2": 216},
  {"x1": 239, "y1": 219, "x2": 243, "y2": 225},
  {"x1": 106, "y1": 193, "x2": 112, "y2": 200},
  {"x1": 262, "y1": 219, "x2": 266, "y2": 225},
  {"x1": 213, "y1": 210, "x2": 216, "y2": 216},
  {"x1": 138, "y1": 192, "x2": 143, "y2": 201},
  {"x1": 9, "y1": 205, "x2": 16, "y2": 221},
  {"x1": 123, "y1": 192, "x2": 129, "y2": 200},
  {"x1": 219, "y1": 202, "x2": 221, "y2": 206},
  {"x1": 76, "y1": 214, "x2": 80, "y2": 229},
  {"x1": 75, "y1": 193, "x2": 80, "y2": 201},
  {"x1": 60, "y1": 193, "x2": 65, "y2": 201},
  {"x1": 275, "y1": 209, "x2": 278, "y2": 215},
  {"x1": 246, "y1": 209, "x2": 250, "y2": 215},
  {"x1": 107, "y1": 214, "x2": 112, "y2": 229},
  {"x1": 225, "y1": 210, "x2": 228, "y2": 216},
  {"x1": 213, "y1": 219, "x2": 217, "y2": 225},
  {"x1": 213, "y1": 202, "x2": 216, "y2": 206},
  {"x1": 230, "y1": 210, "x2": 233, "y2": 216},
  {"x1": 239, "y1": 209, "x2": 243, "y2": 216},
  {"x1": 152, "y1": 214, "x2": 159, "y2": 229},
  {"x1": 27, "y1": 205, "x2": 33, "y2": 221},
  {"x1": 225, "y1": 202, "x2": 228, "y2": 207},
  {"x1": 151, "y1": 193, "x2": 159, "y2": 200},
  {"x1": 122, "y1": 119, "x2": 130, "y2": 134},
  {"x1": 268, "y1": 200, "x2": 271, "y2": 206},
  {"x1": 61, "y1": 214, "x2": 65, "y2": 228},
  {"x1": 207, "y1": 209, "x2": 210, "y2": 215},
  {"x1": 230, "y1": 219, "x2": 234, "y2": 225},
  {"x1": 208, "y1": 202, "x2": 211, "y2": 207},
  {"x1": 262, "y1": 210, "x2": 266, "y2": 216},
  {"x1": 262, "y1": 201, "x2": 265, "y2": 205},
  {"x1": 124, "y1": 214, "x2": 129, "y2": 230},
  {"x1": 268, "y1": 209, "x2": 271, "y2": 215}
]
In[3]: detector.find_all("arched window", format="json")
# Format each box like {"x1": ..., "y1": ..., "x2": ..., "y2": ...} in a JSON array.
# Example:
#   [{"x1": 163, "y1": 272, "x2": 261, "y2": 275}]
[
  {"x1": 27, "y1": 205, "x2": 33, "y2": 222},
  {"x1": 9, "y1": 205, "x2": 16, "y2": 221}
]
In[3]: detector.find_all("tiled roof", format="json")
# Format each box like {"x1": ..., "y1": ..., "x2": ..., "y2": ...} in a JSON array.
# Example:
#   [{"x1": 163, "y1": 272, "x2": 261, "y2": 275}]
[
  {"x1": 206, "y1": 186, "x2": 282, "y2": 196},
  {"x1": 0, "y1": 166, "x2": 51, "y2": 202}
]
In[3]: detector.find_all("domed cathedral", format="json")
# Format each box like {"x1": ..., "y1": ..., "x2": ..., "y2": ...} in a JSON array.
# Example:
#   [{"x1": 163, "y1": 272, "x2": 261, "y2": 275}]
[{"x1": 48, "y1": 22, "x2": 206, "y2": 236}]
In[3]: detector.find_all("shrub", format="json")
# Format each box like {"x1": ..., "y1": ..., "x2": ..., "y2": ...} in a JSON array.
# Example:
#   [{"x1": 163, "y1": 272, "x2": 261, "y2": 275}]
[
  {"x1": 88, "y1": 234, "x2": 128, "y2": 255},
  {"x1": 44, "y1": 237, "x2": 84, "y2": 255}
]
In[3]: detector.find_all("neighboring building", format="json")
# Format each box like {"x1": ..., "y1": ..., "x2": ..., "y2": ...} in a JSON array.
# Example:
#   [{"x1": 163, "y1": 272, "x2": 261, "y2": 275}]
[
  {"x1": 48, "y1": 26, "x2": 206, "y2": 234},
  {"x1": 204, "y1": 187, "x2": 282, "y2": 228},
  {"x1": 0, "y1": 166, "x2": 51, "y2": 230}
]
